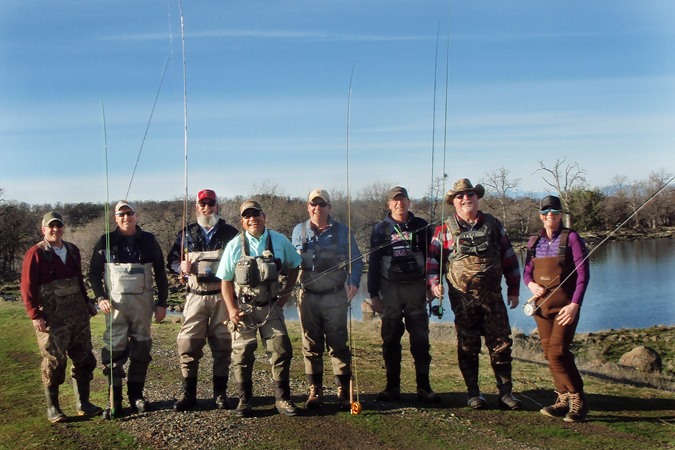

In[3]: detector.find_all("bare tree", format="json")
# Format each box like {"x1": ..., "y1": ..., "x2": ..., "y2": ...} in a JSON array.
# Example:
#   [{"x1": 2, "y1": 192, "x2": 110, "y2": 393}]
[
  {"x1": 536, "y1": 158, "x2": 587, "y2": 227},
  {"x1": 481, "y1": 167, "x2": 521, "y2": 226}
]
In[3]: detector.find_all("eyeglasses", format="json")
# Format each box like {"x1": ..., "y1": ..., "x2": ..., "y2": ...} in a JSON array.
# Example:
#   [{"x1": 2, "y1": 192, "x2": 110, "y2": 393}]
[
  {"x1": 198, "y1": 200, "x2": 216, "y2": 207},
  {"x1": 116, "y1": 211, "x2": 136, "y2": 217},
  {"x1": 309, "y1": 201, "x2": 328, "y2": 208},
  {"x1": 455, "y1": 191, "x2": 476, "y2": 200},
  {"x1": 47, "y1": 222, "x2": 64, "y2": 229},
  {"x1": 242, "y1": 210, "x2": 262, "y2": 219},
  {"x1": 539, "y1": 209, "x2": 562, "y2": 215}
]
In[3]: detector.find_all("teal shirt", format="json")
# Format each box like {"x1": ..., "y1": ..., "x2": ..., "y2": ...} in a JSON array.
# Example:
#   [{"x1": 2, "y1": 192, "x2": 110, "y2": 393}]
[{"x1": 216, "y1": 228, "x2": 302, "y2": 282}]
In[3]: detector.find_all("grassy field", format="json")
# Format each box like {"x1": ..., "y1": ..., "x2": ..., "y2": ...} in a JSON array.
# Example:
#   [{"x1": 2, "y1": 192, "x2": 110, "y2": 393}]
[{"x1": 0, "y1": 300, "x2": 673, "y2": 450}]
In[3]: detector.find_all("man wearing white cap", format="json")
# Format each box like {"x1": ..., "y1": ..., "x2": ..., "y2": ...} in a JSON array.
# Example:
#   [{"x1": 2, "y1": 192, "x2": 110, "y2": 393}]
[
  {"x1": 167, "y1": 189, "x2": 238, "y2": 411},
  {"x1": 21, "y1": 211, "x2": 101, "y2": 422},
  {"x1": 291, "y1": 189, "x2": 364, "y2": 410},
  {"x1": 90, "y1": 200, "x2": 168, "y2": 418}
]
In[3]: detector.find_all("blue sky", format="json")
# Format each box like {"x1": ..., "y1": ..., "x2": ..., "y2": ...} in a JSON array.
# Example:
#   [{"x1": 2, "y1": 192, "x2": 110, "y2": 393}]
[{"x1": 1, "y1": 0, "x2": 674, "y2": 205}]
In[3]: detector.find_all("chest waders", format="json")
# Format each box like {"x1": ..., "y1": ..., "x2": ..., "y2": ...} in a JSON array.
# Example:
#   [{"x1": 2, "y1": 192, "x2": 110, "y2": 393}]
[
  {"x1": 528, "y1": 230, "x2": 575, "y2": 319},
  {"x1": 379, "y1": 223, "x2": 425, "y2": 283},
  {"x1": 232, "y1": 233, "x2": 282, "y2": 331},
  {"x1": 299, "y1": 222, "x2": 347, "y2": 293},
  {"x1": 186, "y1": 249, "x2": 223, "y2": 295},
  {"x1": 445, "y1": 214, "x2": 502, "y2": 294}
]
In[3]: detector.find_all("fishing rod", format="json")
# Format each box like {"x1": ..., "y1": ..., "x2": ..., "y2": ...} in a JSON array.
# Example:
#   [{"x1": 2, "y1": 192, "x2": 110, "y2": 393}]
[
  {"x1": 100, "y1": 99, "x2": 117, "y2": 419},
  {"x1": 523, "y1": 175, "x2": 675, "y2": 316},
  {"x1": 178, "y1": 0, "x2": 190, "y2": 274},
  {"x1": 125, "y1": 56, "x2": 171, "y2": 199},
  {"x1": 345, "y1": 62, "x2": 362, "y2": 416},
  {"x1": 430, "y1": 9, "x2": 452, "y2": 320}
]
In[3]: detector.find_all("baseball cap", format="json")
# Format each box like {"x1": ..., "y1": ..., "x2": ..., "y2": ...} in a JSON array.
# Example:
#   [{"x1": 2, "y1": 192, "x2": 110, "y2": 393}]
[
  {"x1": 197, "y1": 189, "x2": 217, "y2": 202},
  {"x1": 42, "y1": 211, "x2": 64, "y2": 227},
  {"x1": 540, "y1": 195, "x2": 563, "y2": 211},
  {"x1": 387, "y1": 186, "x2": 409, "y2": 200},
  {"x1": 115, "y1": 200, "x2": 137, "y2": 214},
  {"x1": 308, "y1": 189, "x2": 330, "y2": 204},
  {"x1": 240, "y1": 200, "x2": 263, "y2": 216}
]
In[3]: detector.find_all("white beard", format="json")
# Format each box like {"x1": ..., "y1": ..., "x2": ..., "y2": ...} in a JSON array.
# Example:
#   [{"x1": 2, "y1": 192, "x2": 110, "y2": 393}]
[{"x1": 197, "y1": 213, "x2": 220, "y2": 229}]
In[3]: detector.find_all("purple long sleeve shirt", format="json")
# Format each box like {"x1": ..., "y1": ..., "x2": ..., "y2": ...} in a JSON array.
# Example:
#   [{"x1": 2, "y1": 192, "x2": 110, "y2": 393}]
[{"x1": 523, "y1": 227, "x2": 590, "y2": 306}]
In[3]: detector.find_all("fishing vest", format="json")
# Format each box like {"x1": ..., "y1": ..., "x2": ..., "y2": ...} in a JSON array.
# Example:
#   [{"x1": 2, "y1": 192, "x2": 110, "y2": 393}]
[
  {"x1": 527, "y1": 229, "x2": 575, "y2": 318},
  {"x1": 444, "y1": 214, "x2": 502, "y2": 294},
  {"x1": 186, "y1": 249, "x2": 223, "y2": 295},
  {"x1": 299, "y1": 222, "x2": 348, "y2": 293},
  {"x1": 233, "y1": 232, "x2": 281, "y2": 306},
  {"x1": 37, "y1": 241, "x2": 88, "y2": 323},
  {"x1": 380, "y1": 222, "x2": 425, "y2": 283}
]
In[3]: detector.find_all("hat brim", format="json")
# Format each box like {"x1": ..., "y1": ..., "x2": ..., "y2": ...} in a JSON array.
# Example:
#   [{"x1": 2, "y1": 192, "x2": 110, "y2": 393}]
[{"x1": 445, "y1": 184, "x2": 485, "y2": 202}]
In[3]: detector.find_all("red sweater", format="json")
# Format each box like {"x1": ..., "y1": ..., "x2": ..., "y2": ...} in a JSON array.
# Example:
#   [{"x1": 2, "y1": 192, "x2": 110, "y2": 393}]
[{"x1": 20, "y1": 241, "x2": 90, "y2": 320}]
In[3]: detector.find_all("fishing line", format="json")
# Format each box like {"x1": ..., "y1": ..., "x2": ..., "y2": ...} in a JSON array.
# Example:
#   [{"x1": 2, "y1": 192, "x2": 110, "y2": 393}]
[
  {"x1": 125, "y1": 56, "x2": 171, "y2": 199},
  {"x1": 525, "y1": 175, "x2": 675, "y2": 315}
]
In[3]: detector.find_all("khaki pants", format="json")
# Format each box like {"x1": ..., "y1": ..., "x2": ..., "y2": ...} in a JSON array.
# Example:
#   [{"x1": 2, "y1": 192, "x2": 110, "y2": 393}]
[{"x1": 297, "y1": 287, "x2": 350, "y2": 377}]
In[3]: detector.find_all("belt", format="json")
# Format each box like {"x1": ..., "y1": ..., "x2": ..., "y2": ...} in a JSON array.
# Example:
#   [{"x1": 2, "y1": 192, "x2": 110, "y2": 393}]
[
  {"x1": 187, "y1": 287, "x2": 221, "y2": 296},
  {"x1": 303, "y1": 285, "x2": 345, "y2": 296}
]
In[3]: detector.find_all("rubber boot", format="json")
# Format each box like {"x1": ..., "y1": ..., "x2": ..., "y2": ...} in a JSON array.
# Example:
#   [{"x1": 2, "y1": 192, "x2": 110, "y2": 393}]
[
  {"x1": 274, "y1": 380, "x2": 298, "y2": 416},
  {"x1": 102, "y1": 384, "x2": 123, "y2": 420},
  {"x1": 127, "y1": 381, "x2": 151, "y2": 413},
  {"x1": 213, "y1": 376, "x2": 231, "y2": 410},
  {"x1": 497, "y1": 381, "x2": 522, "y2": 410},
  {"x1": 73, "y1": 379, "x2": 103, "y2": 417},
  {"x1": 305, "y1": 373, "x2": 323, "y2": 409},
  {"x1": 336, "y1": 374, "x2": 352, "y2": 410},
  {"x1": 45, "y1": 385, "x2": 67, "y2": 423},
  {"x1": 416, "y1": 371, "x2": 440, "y2": 403},
  {"x1": 460, "y1": 356, "x2": 485, "y2": 409},
  {"x1": 174, "y1": 377, "x2": 198, "y2": 411},
  {"x1": 235, "y1": 381, "x2": 253, "y2": 418}
]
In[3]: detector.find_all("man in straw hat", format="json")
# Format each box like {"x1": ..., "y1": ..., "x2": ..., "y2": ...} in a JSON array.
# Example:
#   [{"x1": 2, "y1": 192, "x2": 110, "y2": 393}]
[
  {"x1": 427, "y1": 178, "x2": 522, "y2": 410},
  {"x1": 21, "y1": 211, "x2": 101, "y2": 422}
]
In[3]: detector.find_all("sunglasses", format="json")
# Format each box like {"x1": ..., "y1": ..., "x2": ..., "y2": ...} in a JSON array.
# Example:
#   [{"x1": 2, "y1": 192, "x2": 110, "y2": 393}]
[
  {"x1": 242, "y1": 210, "x2": 262, "y2": 219},
  {"x1": 309, "y1": 201, "x2": 328, "y2": 208},
  {"x1": 198, "y1": 200, "x2": 216, "y2": 207},
  {"x1": 47, "y1": 222, "x2": 64, "y2": 228},
  {"x1": 540, "y1": 209, "x2": 562, "y2": 215},
  {"x1": 455, "y1": 191, "x2": 476, "y2": 200},
  {"x1": 116, "y1": 211, "x2": 136, "y2": 217}
]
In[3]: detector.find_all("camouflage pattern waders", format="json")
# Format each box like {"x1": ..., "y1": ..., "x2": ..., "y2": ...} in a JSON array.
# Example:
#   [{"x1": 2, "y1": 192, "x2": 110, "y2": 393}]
[{"x1": 37, "y1": 277, "x2": 96, "y2": 387}]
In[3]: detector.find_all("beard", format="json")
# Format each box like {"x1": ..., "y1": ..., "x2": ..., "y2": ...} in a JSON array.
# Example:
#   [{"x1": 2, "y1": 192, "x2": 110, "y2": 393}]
[{"x1": 197, "y1": 213, "x2": 220, "y2": 229}]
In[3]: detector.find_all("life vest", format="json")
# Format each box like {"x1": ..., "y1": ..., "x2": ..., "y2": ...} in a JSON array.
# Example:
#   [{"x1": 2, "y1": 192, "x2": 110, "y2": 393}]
[
  {"x1": 380, "y1": 222, "x2": 425, "y2": 283},
  {"x1": 233, "y1": 232, "x2": 281, "y2": 305},
  {"x1": 186, "y1": 249, "x2": 223, "y2": 295},
  {"x1": 527, "y1": 229, "x2": 575, "y2": 318},
  {"x1": 299, "y1": 222, "x2": 348, "y2": 293},
  {"x1": 444, "y1": 214, "x2": 502, "y2": 293}
]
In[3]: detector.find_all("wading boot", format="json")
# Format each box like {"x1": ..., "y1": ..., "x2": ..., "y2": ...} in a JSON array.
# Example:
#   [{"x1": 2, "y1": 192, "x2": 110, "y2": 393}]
[
  {"x1": 540, "y1": 391, "x2": 569, "y2": 418},
  {"x1": 102, "y1": 385, "x2": 123, "y2": 420},
  {"x1": 213, "y1": 376, "x2": 231, "y2": 410},
  {"x1": 336, "y1": 375, "x2": 352, "y2": 410},
  {"x1": 235, "y1": 381, "x2": 253, "y2": 418},
  {"x1": 174, "y1": 377, "x2": 197, "y2": 411},
  {"x1": 73, "y1": 379, "x2": 103, "y2": 417},
  {"x1": 416, "y1": 372, "x2": 441, "y2": 403},
  {"x1": 274, "y1": 380, "x2": 298, "y2": 416},
  {"x1": 127, "y1": 382, "x2": 151, "y2": 413},
  {"x1": 564, "y1": 392, "x2": 589, "y2": 423},
  {"x1": 45, "y1": 385, "x2": 67, "y2": 423},
  {"x1": 305, "y1": 385, "x2": 323, "y2": 409},
  {"x1": 497, "y1": 382, "x2": 522, "y2": 410}
]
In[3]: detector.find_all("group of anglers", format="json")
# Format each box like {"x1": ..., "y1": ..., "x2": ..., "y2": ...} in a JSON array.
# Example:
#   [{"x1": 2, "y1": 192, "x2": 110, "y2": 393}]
[{"x1": 20, "y1": 178, "x2": 590, "y2": 425}]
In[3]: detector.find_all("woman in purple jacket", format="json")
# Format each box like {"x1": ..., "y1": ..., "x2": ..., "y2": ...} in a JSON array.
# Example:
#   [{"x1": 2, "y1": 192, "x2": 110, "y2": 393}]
[{"x1": 523, "y1": 195, "x2": 590, "y2": 423}]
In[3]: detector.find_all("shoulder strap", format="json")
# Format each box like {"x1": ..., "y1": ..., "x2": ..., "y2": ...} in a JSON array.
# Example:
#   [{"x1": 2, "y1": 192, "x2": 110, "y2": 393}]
[{"x1": 240, "y1": 232, "x2": 249, "y2": 256}]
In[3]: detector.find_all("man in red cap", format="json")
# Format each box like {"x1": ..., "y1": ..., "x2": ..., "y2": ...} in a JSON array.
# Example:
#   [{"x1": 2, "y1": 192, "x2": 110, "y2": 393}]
[{"x1": 167, "y1": 189, "x2": 238, "y2": 411}]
